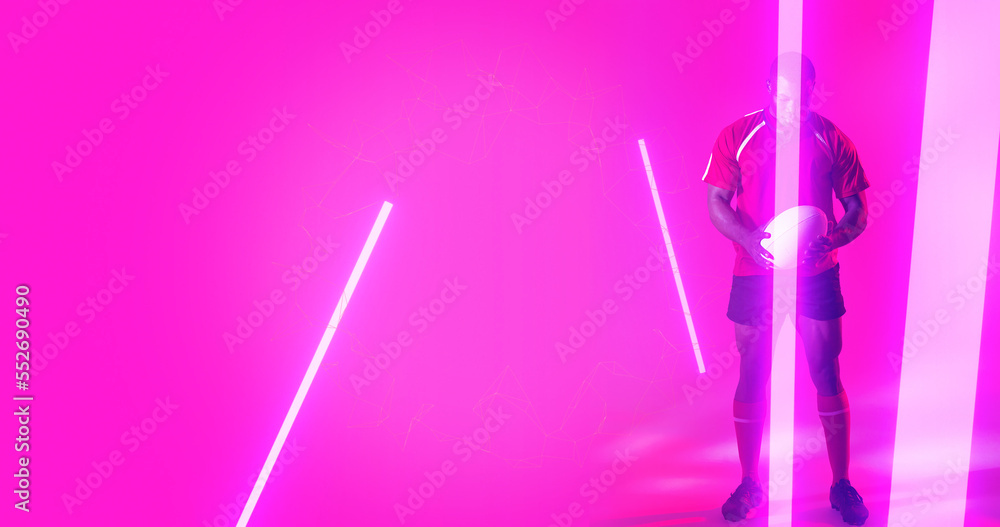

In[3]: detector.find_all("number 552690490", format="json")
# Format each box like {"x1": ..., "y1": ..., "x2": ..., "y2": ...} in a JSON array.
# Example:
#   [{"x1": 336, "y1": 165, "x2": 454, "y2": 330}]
[{"x1": 15, "y1": 285, "x2": 30, "y2": 390}]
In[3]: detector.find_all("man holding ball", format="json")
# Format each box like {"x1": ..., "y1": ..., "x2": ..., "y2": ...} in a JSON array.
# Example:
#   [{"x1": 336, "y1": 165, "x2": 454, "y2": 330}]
[{"x1": 702, "y1": 53, "x2": 871, "y2": 524}]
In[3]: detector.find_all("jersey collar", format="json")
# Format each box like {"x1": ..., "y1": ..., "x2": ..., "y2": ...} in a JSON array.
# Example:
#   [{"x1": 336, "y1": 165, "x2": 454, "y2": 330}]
[{"x1": 763, "y1": 105, "x2": 819, "y2": 135}]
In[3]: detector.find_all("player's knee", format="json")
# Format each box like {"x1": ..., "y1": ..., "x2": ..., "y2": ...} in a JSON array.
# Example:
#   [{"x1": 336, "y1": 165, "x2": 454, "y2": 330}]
[
  {"x1": 812, "y1": 369, "x2": 840, "y2": 395},
  {"x1": 809, "y1": 360, "x2": 839, "y2": 386},
  {"x1": 736, "y1": 344, "x2": 772, "y2": 382}
]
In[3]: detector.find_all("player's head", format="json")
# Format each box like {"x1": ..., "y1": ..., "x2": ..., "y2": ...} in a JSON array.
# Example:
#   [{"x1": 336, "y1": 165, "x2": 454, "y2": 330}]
[{"x1": 767, "y1": 52, "x2": 816, "y2": 127}]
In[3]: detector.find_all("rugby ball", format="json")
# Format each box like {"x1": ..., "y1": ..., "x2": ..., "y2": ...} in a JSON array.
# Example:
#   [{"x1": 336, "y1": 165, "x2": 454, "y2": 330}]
[{"x1": 760, "y1": 206, "x2": 828, "y2": 269}]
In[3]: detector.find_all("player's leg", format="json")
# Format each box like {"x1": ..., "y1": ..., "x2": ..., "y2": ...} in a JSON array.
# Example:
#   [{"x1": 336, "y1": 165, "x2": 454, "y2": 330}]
[
  {"x1": 797, "y1": 313, "x2": 848, "y2": 479},
  {"x1": 798, "y1": 263, "x2": 868, "y2": 525},
  {"x1": 797, "y1": 263, "x2": 849, "y2": 481},
  {"x1": 722, "y1": 273, "x2": 772, "y2": 522},
  {"x1": 721, "y1": 320, "x2": 771, "y2": 521},
  {"x1": 733, "y1": 321, "x2": 772, "y2": 480}
]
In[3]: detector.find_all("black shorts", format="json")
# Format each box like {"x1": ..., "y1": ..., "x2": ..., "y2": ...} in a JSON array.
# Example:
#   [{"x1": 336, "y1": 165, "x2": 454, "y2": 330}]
[{"x1": 726, "y1": 263, "x2": 846, "y2": 326}]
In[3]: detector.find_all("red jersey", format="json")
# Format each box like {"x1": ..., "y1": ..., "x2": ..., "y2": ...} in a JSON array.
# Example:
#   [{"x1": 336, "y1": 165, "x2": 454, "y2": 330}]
[{"x1": 702, "y1": 108, "x2": 870, "y2": 276}]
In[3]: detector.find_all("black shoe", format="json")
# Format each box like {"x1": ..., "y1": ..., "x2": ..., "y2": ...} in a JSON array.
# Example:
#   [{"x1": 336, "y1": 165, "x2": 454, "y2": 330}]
[
  {"x1": 722, "y1": 476, "x2": 764, "y2": 521},
  {"x1": 830, "y1": 479, "x2": 869, "y2": 525}
]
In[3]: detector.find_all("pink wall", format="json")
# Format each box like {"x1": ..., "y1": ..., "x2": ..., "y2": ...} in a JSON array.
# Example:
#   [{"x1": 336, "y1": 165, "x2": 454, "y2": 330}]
[{"x1": 2, "y1": 0, "x2": 996, "y2": 526}]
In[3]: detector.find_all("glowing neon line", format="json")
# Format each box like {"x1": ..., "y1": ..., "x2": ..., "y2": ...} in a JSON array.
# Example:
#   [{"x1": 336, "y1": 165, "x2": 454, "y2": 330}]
[
  {"x1": 769, "y1": 1, "x2": 803, "y2": 523},
  {"x1": 237, "y1": 201, "x2": 394, "y2": 527},
  {"x1": 887, "y1": 2, "x2": 1000, "y2": 524},
  {"x1": 638, "y1": 138, "x2": 706, "y2": 374}
]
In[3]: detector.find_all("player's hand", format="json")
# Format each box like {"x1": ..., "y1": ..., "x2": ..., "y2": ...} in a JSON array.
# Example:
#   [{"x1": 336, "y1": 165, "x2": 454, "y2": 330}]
[
  {"x1": 740, "y1": 226, "x2": 774, "y2": 270},
  {"x1": 802, "y1": 220, "x2": 836, "y2": 267}
]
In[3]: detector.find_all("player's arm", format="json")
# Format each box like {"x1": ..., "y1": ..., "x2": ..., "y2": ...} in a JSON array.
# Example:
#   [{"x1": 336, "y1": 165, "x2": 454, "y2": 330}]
[
  {"x1": 803, "y1": 191, "x2": 868, "y2": 264},
  {"x1": 707, "y1": 183, "x2": 774, "y2": 269},
  {"x1": 706, "y1": 184, "x2": 747, "y2": 242},
  {"x1": 830, "y1": 191, "x2": 868, "y2": 248}
]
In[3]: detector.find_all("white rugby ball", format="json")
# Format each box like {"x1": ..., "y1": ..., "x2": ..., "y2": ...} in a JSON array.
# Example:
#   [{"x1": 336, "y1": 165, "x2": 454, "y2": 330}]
[{"x1": 760, "y1": 206, "x2": 828, "y2": 269}]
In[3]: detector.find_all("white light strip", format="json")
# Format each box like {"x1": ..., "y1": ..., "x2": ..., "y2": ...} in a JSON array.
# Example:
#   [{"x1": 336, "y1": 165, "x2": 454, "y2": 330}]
[
  {"x1": 770, "y1": 1, "x2": 803, "y2": 523},
  {"x1": 638, "y1": 138, "x2": 706, "y2": 374},
  {"x1": 888, "y1": 1, "x2": 1000, "y2": 524},
  {"x1": 237, "y1": 201, "x2": 394, "y2": 527}
]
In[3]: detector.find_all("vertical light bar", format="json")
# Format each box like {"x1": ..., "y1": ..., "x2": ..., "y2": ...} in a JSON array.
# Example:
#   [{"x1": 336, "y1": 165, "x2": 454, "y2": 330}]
[
  {"x1": 638, "y1": 138, "x2": 706, "y2": 374},
  {"x1": 237, "y1": 201, "x2": 394, "y2": 527},
  {"x1": 888, "y1": 2, "x2": 1000, "y2": 524},
  {"x1": 770, "y1": 1, "x2": 803, "y2": 524}
]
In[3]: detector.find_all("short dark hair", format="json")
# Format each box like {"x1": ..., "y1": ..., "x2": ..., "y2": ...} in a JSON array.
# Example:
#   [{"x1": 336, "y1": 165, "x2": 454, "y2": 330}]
[{"x1": 768, "y1": 52, "x2": 815, "y2": 84}]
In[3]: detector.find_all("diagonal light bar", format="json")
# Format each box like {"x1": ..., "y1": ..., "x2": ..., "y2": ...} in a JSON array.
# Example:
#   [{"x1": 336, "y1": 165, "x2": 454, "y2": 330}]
[
  {"x1": 770, "y1": 1, "x2": 803, "y2": 524},
  {"x1": 236, "y1": 201, "x2": 394, "y2": 527},
  {"x1": 887, "y1": 2, "x2": 1000, "y2": 524},
  {"x1": 638, "y1": 138, "x2": 706, "y2": 374}
]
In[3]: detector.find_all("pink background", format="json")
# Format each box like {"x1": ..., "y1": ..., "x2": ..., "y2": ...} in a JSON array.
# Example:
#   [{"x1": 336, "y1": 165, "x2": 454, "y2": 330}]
[{"x1": 2, "y1": 0, "x2": 998, "y2": 526}]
